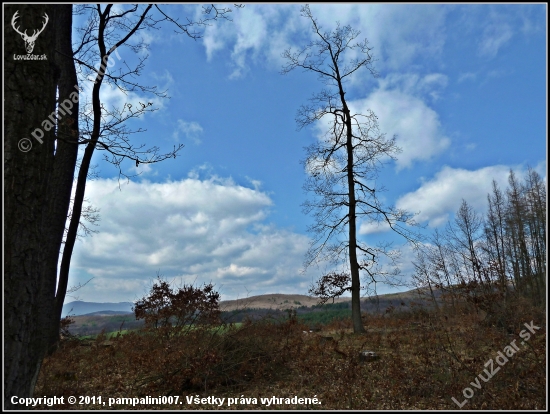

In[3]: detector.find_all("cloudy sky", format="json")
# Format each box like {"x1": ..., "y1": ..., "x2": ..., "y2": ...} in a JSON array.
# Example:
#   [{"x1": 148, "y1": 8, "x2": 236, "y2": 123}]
[{"x1": 66, "y1": 4, "x2": 546, "y2": 304}]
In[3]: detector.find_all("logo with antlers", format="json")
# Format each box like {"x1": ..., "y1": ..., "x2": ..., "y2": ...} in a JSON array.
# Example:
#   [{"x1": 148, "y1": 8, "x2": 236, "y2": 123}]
[{"x1": 12, "y1": 10, "x2": 49, "y2": 54}]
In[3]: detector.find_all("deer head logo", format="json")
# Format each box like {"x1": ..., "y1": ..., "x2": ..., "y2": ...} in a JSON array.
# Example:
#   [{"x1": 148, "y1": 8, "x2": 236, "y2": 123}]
[{"x1": 12, "y1": 10, "x2": 49, "y2": 54}]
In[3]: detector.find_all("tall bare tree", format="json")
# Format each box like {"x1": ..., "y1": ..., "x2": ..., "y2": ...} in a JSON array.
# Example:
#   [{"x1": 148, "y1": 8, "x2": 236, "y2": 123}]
[
  {"x1": 445, "y1": 199, "x2": 485, "y2": 283},
  {"x1": 50, "y1": 3, "x2": 171, "y2": 353},
  {"x1": 282, "y1": 5, "x2": 418, "y2": 333},
  {"x1": 523, "y1": 167, "x2": 546, "y2": 304},
  {"x1": 483, "y1": 180, "x2": 509, "y2": 292},
  {"x1": 51, "y1": 3, "x2": 240, "y2": 352}
]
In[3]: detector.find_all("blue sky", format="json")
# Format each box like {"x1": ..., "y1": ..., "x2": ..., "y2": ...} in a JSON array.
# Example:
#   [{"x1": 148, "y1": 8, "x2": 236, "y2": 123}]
[{"x1": 67, "y1": 4, "x2": 546, "y2": 304}]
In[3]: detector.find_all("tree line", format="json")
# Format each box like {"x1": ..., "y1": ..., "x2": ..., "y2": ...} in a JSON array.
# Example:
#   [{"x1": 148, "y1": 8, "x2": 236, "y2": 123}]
[{"x1": 412, "y1": 167, "x2": 546, "y2": 325}]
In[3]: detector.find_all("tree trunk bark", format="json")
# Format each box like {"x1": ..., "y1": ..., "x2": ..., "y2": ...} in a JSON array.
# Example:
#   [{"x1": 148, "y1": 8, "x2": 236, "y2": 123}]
[
  {"x1": 339, "y1": 87, "x2": 365, "y2": 334},
  {"x1": 347, "y1": 134, "x2": 364, "y2": 334},
  {"x1": 4, "y1": 4, "x2": 57, "y2": 407},
  {"x1": 4, "y1": 5, "x2": 77, "y2": 407},
  {"x1": 47, "y1": 5, "x2": 80, "y2": 353}
]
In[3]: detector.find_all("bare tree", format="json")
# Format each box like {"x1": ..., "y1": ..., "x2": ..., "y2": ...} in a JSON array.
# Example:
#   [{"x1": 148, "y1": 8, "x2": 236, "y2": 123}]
[
  {"x1": 522, "y1": 167, "x2": 546, "y2": 304},
  {"x1": 50, "y1": 4, "x2": 173, "y2": 353},
  {"x1": 504, "y1": 168, "x2": 546, "y2": 305},
  {"x1": 445, "y1": 199, "x2": 485, "y2": 284},
  {"x1": 411, "y1": 248, "x2": 441, "y2": 313},
  {"x1": 411, "y1": 228, "x2": 460, "y2": 313},
  {"x1": 51, "y1": 3, "x2": 241, "y2": 352},
  {"x1": 281, "y1": 5, "x2": 418, "y2": 334},
  {"x1": 483, "y1": 180, "x2": 509, "y2": 293},
  {"x1": 411, "y1": 168, "x2": 546, "y2": 330}
]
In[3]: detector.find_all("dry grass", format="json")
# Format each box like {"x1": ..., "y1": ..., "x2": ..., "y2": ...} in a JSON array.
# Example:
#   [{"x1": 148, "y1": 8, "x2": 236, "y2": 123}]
[{"x1": 35, "y1": 300, "x2": 546, "y2": 410}]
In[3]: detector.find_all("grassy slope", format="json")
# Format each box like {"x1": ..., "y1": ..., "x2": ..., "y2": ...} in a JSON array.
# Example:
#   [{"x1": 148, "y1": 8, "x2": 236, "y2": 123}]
[{"x1": 38, "y1": 298, "x2": 546, "y2": 410}]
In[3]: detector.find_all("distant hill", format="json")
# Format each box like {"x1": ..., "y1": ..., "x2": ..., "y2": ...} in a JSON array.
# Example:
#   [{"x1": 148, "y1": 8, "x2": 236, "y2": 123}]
[
  {"x1": 62, "y1": 301, "x2": 134, "y2": 317},
  {"x1": 62, "y1": 288, "x2": 437, "y2": 318},
  {"x1": 82, "y1": 310, "x2": 135, "y2": 316},
  {"x1": 62, "y1": 289, "x2": 441, "y2": 336},
  {"x1": 220, "y1": 289, "x2": 437, "y2": 313},
  {"x1": 219, "y1": 293, "x2": 351, "y2": 312}
]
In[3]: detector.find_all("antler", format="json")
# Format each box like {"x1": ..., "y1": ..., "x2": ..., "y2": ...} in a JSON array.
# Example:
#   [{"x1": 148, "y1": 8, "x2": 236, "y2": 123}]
[
  {"x1": 11, "y1": 10, "x2": 49, "y2": 40},
  {"x1": 11, "y1": 10, "x2": 25, "y2": 37},
  {"x1": 28, "y1": 12, "x2": 49, "y2": 42},
  {"x1": 11, "y1": 11, "x2": 49, "y2": 54}
]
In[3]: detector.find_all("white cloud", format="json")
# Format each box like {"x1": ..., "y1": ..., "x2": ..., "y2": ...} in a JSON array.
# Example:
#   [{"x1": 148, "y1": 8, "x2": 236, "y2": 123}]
[
  {"x1": 478, "y1": 16, "x2": 513, "y2": 58},
  {"x1": 359, "y1": 221, "x2": 393, "y2": 236},
  {"x1": 228, "y1": 7, "x2": 268, "y2": 79},
  {"x1": 68, "y1": 176, "x2": 315, "y2": 302},
  {"x1": 458, "y1": 72, "x2": 477, "y2": 83},
  {"x1": 395, "y1": 164, "x2": 534, "y2": 228},
  {"x1": 307, "y1": 72, "x2": 451, "y2": 171},
  {"x1": 128, "y1": 162, "x2": 155, "y2": 177},
  {"x1": 173, "y1": 119, "x2": 204, "y2": 144},
  {"x1": 202, "y1": 22, "x2": 225, "y2": 62},
  {"x1": 348, "y1": 4, "x2": 448, "y2": 72},
  {"x1": 378, "y1": 73, "x2": 449, "y2": 102},
  {"x1": 457, "y1": 5, "x2": 543, "y2": 60},
  {"x1": 351, "y1": 87, "x2": 450, "y2": 170},
  {"x1": 77, "y1": 73, "x2": 166, "y2": 130},
  {"x1": 201, "y1": 4, "x2": 448, "y2": 78},
  {"x1": 202, "y1": 5, "x2": 293, "y2": 77},
  {"x1": 201, "y1": 4, "x2": 542, "y2": 88},
  {"x1": 288, "y1": 4, "x2": 448, "y2": 73}
]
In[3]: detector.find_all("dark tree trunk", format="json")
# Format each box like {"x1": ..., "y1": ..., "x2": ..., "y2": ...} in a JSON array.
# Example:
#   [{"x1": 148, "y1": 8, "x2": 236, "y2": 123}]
[
  {"x1": 345, "y1": 109, "x2": 364, "y2": 334},
  {"x1": 337, "y1": 72, "x2": 365, "y2": 334},
  {"x1": 47, "y1": 5, "x2": 80, "y2": 353},
  {"x1": 4, "y1": 5, "x2": 77, "y2": 407},
  {"x1": 4, "y1": 4, "x2": 57, "y2": 406}
]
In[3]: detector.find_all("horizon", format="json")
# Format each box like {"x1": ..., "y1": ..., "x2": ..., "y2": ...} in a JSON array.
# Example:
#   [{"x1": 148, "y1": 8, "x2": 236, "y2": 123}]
[{"x1": 62, "y1": 288, "x2": 424, "y2": 318}]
